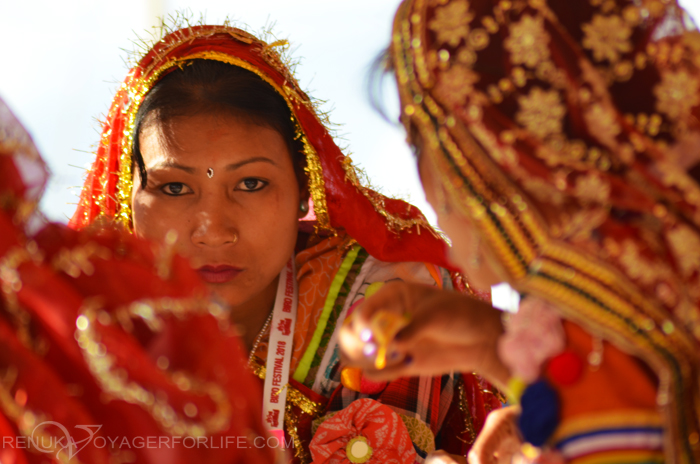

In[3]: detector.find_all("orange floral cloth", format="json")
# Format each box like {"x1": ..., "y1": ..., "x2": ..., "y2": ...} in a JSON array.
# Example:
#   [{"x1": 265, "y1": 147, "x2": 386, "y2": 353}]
[
  {"x1": 293, "y1": 235, "x2": 347, "y2": 369},
  {"x1": 309, "y1": 398, "x2": 416, "y2": 464}
]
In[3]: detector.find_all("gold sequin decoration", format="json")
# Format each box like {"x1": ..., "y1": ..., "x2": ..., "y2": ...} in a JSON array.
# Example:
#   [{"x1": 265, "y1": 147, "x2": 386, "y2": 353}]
[
  {"x1": 76, "y1": 298, "x2": 231, "y2": 437},
  {"x1": 457, "y1": 376, "x2": 476, "y2": 445},
  {"x1": 654, "y1": 70, "x2": 700, "y2": 121},
  {"x1": 52, "y1": 242, "x2": 112, "y2": 278},
  {"x1": 112, "y1": 29, "x2": 332, "y2": 233},
  {"x1": 428, "y1": 0, "x2": 474, "y2": 47},
  {"x1": 582, "y1": 14, "x2": 633, "y2": 63},
  {"x1": 0, "y1": 367, "x2": 79, "y2": 463},
  {"x1": 504, "y1": 14, "x2": 551, "y2": 69},
  {"x1": 0, "y1": 243, "x2": 44, "y2": 349},
  {"x1": 515, "y1": 87, "x2": 566, "y2": 140}
]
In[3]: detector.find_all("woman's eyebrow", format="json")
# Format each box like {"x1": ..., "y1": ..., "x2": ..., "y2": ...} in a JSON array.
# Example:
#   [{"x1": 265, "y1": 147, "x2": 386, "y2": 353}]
[
  {"x1": 148, "y1": 161, "x2": 196, "y2": 173},
  {"x1": 225, "y1": 157, "x2": 277, "y2": 170}
]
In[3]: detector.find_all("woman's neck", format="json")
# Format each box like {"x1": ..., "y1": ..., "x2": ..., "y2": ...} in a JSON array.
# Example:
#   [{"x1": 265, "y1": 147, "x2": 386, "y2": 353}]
[{"x1": 229, "y1": 275, "x2": 279, "y2": 352}]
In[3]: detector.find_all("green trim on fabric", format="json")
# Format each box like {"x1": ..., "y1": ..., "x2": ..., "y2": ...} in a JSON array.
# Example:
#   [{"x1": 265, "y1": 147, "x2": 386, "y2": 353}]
[
  {"x1": 303, "y1": 249, "x2": 369, "y2": 387},
  {"x1": 293, "y1": 244, "x2": 361, "y2": 383}
]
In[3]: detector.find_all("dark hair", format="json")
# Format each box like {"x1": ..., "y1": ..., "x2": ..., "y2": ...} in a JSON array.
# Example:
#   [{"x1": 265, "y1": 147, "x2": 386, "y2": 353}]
[
  {"x1": 367, "y1": 48, "x2": 398, "y2": 124},
  {"x1": 132, "y1": 59, "x2": 306, "y2": 188}
]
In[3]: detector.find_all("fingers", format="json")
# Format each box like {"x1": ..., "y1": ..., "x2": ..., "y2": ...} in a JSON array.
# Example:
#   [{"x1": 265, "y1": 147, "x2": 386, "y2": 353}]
[
  {"x1": 425, "y1": 450, "x2": 467, "y2": 464},
  {"x1": 339, "y1": 282, "x2": 508, "y2": 385},
  {"x1": 361, "y1": 339, "x2": 487, "y2": 382},
  {"x1": 340, "y1": 282, "x2": 430, "y2": 368},
  {"x1": 391, "y1": 293, "x2": 501, "y2": 348},
  {"x1": 352, "y1": 281, "x2": 422, "y2": 323},
  {"x1": 468, "y1": 406, "x2": 522, "y2": 464}
]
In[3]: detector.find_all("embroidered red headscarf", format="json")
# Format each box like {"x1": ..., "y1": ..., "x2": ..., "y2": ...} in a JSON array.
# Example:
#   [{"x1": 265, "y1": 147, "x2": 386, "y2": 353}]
[
  {"x1": 391, "y1": 0, "x2": 700, "y2": 461},
  {"x1": 70, "y1": 24, "x2": 452, "y2": 269}
]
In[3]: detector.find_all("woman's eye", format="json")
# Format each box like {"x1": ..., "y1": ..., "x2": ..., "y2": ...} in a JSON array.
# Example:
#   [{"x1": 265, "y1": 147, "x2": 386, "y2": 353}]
[
  {"x1": 161, "y1": 182, "x2": 191, "y2": 196},
  {"x1": 237, "y1": 178, "x2": 267, "y2": 191}
]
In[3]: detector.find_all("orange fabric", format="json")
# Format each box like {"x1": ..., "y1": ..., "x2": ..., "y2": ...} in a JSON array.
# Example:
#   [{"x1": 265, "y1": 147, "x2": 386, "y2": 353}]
[
  {"x1": 309, "y1": 398, "x2": 416, "y2": 464},
  {"x1": 292, "y1": 235, "x2": 347, "y2": 370},
  {"x1": 552, "y1": 321, "x2": 658, "y2": 419}
]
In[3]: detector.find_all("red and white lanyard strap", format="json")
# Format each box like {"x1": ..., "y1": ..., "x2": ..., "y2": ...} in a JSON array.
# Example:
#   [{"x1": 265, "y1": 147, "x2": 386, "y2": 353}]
[{"x1": 262, "y1": 256, "x2": 297, "y2": 441}]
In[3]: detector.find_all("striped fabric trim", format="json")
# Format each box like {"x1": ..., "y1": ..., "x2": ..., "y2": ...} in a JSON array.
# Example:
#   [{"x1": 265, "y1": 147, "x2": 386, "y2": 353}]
[
  {"x1": 559, "y1": 428, "x2": 664, "y2": 453},
  {"x1": 553, "y1": 410, "x2": 664, "y2": 441},
  {"x1": 569, "y1": 449, "x2": 665, "y2": 464},
  {"x1": 555, "y1": 411, "x2": 665, "y2": 463},
  {"x1": 311, "y1": 254, "x2": 377, "y2": 396},
  {"x1": 558, "y1": 428, "x2": 664, "y2": 463},
  {"x1": 293, "y1": 245, "x2": 361, "y2": 383}
]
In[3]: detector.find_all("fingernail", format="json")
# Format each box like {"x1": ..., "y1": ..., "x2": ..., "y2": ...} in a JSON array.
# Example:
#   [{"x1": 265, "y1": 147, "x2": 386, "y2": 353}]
[
  {"x1": 362, "y1": 343, "x2": 377, "y2": 357},
  {"x1": 360, "y1": 328, "x2": 373, "y2": 343}
]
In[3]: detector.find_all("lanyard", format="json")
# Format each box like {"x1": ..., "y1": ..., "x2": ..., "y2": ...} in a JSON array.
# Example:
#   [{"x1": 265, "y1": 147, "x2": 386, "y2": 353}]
[{"x1": 262, "y1": 256, "x2": 297, "y2": 441}]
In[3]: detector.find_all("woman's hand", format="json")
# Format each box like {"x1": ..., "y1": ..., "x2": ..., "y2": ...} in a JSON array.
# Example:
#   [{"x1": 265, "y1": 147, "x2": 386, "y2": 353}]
[
  {"x1": 339, "y1": 281, "x2": 509, "y2": 386},
  {"x1": 468, "y1": 406, "x2": 522, "y2": 464},
  {"x1": 426, "y1": 450, "x2": 468, "y2": 463}
]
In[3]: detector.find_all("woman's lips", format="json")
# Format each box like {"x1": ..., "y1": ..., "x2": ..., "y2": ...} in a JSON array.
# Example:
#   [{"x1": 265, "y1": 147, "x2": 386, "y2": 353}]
[{"x1": 196, "y1": 265, "x2": 242, "y2": 284}]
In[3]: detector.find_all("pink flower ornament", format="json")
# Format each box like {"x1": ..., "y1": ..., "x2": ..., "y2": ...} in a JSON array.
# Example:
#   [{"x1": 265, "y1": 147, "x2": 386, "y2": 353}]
[{"x1": 498, "y1": 297, "x2": 566, "y2": 382}]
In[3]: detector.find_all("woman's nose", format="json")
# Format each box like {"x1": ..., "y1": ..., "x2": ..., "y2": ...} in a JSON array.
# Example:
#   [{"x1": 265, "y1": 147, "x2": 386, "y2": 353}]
[{"x1": 191, "y1": 210, "x2": 238, "y2": 247}]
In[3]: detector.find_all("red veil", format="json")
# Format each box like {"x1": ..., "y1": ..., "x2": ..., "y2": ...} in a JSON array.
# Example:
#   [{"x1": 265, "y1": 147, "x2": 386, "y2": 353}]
[{"x1": 69, "y1": 24, "x2": 453, "y2": 270}]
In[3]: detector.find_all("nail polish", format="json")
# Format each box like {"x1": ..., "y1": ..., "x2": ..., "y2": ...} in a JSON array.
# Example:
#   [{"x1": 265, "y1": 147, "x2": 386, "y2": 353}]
[
  {"x1": 363, "y1": 343, "x2": 377, "y2": 357},
  {"x1": 360, "y1": 328, "x2": 373, "y2": 343}
]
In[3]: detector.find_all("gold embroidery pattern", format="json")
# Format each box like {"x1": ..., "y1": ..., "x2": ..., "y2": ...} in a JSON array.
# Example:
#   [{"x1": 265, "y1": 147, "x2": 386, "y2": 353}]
[
  {"x1": 76, "y1": 298, "x2": 231, "y2": 437},
  {"x1": 0, "y1": 369, "x2": 80, "y2": 464},
  {"x1": 582, "y1": 15, "x2": 633, "y2": 63},
  {"x1": 428, "y1": 0, "x2": 474, "y2": 47},
  {"x1": 51, "y1": 242, "x2": 112, "y2": 278},
  {"x1": 0, "y1": 243, "x2": 44, "y2": 349},
  {"x1": 573, "y1": 173, "x2": 610, "y2": 204},
  {"x1": 456, "y1": 376, "x2": 475, "y2": 445},
  {"x1": 666, "y1": 225, "x2": 700, "y2": 278},
  {"x1": 522, "y1": 177, "x2": 565, "y2": 204},
  {"x1": 515, "y1": 88, "x2": 566, "y2": 140},
  {"x1": 560, "y1": 208, "x2": 609, "y2": 241},
  {"x1": 654, "y1": 70, "x2": 700, "y2": 120},
  {"x1": 618, "y1": 240, "x2": 660, "y2": 286},
  {"x1": 504, "y1": 14, "x2": 550, "y2": 69},
  {"x1": 391, "y1": 1, "x2": 700, "y2": 461},
  {"x1": 434, "y1": 64, "x2": 479, "y2": 106},
  {"x1": 583, "y1": 103, "x2": 621, "y2": 148}
]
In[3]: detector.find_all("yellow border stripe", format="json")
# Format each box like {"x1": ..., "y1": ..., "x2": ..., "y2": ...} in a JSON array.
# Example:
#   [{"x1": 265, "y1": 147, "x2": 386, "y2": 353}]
[{"x1": 293, "y1": 245, "x2": 361, "y2": 383}]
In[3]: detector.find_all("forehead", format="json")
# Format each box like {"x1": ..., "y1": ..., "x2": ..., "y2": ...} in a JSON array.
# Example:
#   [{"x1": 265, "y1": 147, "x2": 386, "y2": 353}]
[{"x1": 138, "y1": 112, "x2": 290, "y2": 167}]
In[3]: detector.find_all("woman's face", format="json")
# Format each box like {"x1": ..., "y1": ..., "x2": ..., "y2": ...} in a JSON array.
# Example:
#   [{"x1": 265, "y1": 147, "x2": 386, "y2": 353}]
[
  {"x1": 417, "y1": 148, "x2": 502, "y2": 293},
  {"x1": 132, "y1": 112, "x2": 303, "y2": 309}
]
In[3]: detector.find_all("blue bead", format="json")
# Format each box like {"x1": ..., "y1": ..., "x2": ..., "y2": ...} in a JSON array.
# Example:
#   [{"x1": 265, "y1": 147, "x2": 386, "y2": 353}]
[{"x1": 518, "y1": 380, "x2": 560, "y2": 447}]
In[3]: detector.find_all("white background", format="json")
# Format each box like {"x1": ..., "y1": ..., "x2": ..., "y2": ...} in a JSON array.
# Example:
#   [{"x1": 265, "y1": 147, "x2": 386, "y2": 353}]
[{"x1": 2, "y1": 0, "x2": 699, "y2": 225}]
